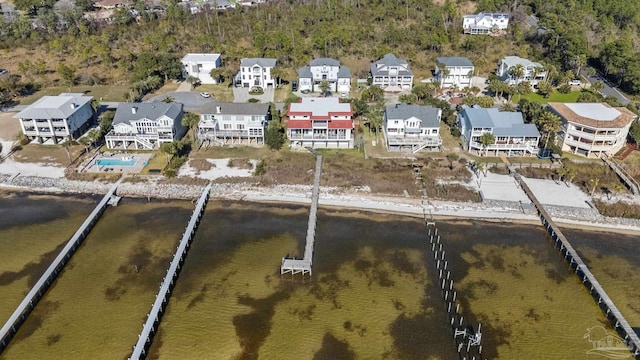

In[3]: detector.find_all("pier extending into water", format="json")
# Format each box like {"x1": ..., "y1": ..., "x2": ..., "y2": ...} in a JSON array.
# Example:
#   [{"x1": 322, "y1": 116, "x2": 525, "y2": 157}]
[
  {"x1": 0, "y1": 180, "x2": 122, "y2": 353},
  {"x1": 516, "y1": 175, "x2": 640, "y2": 358},
  {"x1": 129, "y1": 184, "x2": 211, "y2": 360},
  {"x1": 280, "y1": 148, "x2": 322, "y2": 277}
]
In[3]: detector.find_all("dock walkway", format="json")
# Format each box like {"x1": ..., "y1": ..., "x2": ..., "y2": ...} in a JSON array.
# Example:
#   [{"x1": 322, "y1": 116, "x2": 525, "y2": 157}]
[
  {"x1": 129, "y1": 184, "x2": 211, "y2": 360},
  {"x1": 281, "y1": 148, "x2": 322, "y2": 277},
  {"x1": 0, "y1": 180, "x2": 122, "y2": 353}
]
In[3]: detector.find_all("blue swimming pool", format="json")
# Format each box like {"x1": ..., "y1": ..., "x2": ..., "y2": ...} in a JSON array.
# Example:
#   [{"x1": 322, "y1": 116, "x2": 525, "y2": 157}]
[{"x1": 95, "y1": 157, "x2": 137, "y2": 166}]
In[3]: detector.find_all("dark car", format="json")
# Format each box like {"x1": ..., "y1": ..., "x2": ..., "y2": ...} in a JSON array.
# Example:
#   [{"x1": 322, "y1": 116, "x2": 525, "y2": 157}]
[
  {"x1": 0, "y1": 69, "x2": 7, "y2": 75},
  {"x1": 292, "y1": 80, "x2": 298, "y2": 92}
]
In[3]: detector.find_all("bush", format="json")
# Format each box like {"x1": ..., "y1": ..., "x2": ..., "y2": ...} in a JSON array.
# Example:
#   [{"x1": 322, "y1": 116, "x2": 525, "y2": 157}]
[
  {"x1": 557, "y1": 84, "x2": 572, "y2": 94},
  {"x1": 254, "y1": 160, "x2": 266, "y2": 176},
  {"x1": 248, "y1": 98, "x2": 260, "y2": 103},
  {"x1": 249, "y1": 87, "x2": 264, "y2": 95}
]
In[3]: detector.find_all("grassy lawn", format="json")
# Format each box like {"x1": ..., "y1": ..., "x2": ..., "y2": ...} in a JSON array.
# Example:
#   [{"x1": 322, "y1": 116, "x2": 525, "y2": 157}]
[
  {"x1": 142, "y1": 82, "x2": 181, "y2": 100},
  {"x1": 192, "y1": 84, "x2": 233, "y2": 102},
  {"x1": 13, "y1": 143, "x2": 84, "y2": 166},
  {"x1": 274, "y1": 87, "x2": 295, "y2": 102},
  {"x1": 516, "y1": 91, "x2": 581, "y2": 104},
  {"x1": 140, "y1": 153, "x2": 166, "y2": 174},
  {"x1": 440, "y1": 123, "x2": 462, "y2": 151},
  {"x1": 191, "y1": 144, "x2": 273, "y2": 159},
  {"x1": 20, "y1": 85, "x2": 130, "y2": 104}
]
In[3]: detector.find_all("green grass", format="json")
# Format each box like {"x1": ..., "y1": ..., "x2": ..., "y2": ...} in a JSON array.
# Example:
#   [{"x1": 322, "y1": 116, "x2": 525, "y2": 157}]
[
  {"x1": 515, "y1": 91, "x2": 581, "y2": 104},
  {"x1": 20, "y1": 85, "x2": 130, "y2": 104}
]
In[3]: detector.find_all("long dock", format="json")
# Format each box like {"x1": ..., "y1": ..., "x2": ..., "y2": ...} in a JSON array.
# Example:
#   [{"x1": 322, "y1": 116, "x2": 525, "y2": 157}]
[
  {"x1": 281, "y1": 149, "x2": 322, "y2": 277},
  {"x1": 0, "y1": 180, "x2": 122, "y2": 353},
  {"x1": 129, "y1": 184, "x2": 211, "y2": 360},
  {"x1": 517, "y1": 176, "x2": 640, "y2": 358}
]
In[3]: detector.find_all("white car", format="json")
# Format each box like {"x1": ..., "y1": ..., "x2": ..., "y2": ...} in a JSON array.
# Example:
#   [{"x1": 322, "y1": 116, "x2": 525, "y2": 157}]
[
  {"x1": 340, "y1": 92, "x2": 348, "y2": 98},
  {"x1": 200, "y1": 92, "x2": 211, "y2": 98},
  {"x1": 568, "y1": 79, "x2": 581, "y2": 86}
]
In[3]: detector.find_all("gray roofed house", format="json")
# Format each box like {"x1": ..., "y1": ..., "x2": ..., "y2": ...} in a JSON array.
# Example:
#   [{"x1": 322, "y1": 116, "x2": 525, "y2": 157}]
[
  {"x1": 462, "y1": 12, "x2": 509, "y2": 35},
  {"x1": 384, "y1": 103, "x2": 442, "y2": 152},
  {"x1": 105, "y1": 102, "x2": 185, "y2": 150},
  {"x1": 199, "y1": 101, "x2": 271, "y2": 145},
  {"x1": 237, "y1": 58, "x2": 278, "y2": 88},
  {"x1": 298, "y1": 58, "x2": 351, "y2": 93},
  {"x1": 496, "y1": 56, "x2": 547, "y2": 86},
  {"x1": 370, "y1": 53, "x2": 414, "y2": 91},
  {"x1": 436, "y1": 57, "x2": 474, "y2": 67},
  {"x1": 14, "y1": 93, "x2": 94, "y2": 144},
  {"x1": 457, "y1": 106, "x2": 540, "y2": 156},
  {"x1": 435, "y1": 57, "x2": 475, "y2": 88}
]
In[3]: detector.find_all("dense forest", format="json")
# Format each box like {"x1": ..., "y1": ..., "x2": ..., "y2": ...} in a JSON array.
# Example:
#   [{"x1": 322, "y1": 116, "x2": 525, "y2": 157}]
[{"x1": 0, "y1": 0, "x2": 639, "y2": 99}]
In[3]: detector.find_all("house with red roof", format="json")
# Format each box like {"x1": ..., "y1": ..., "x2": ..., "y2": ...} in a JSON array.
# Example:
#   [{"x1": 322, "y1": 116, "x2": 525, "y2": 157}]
[{"x1": 286, "y1": 97, "x2": 354, "y2": 149}]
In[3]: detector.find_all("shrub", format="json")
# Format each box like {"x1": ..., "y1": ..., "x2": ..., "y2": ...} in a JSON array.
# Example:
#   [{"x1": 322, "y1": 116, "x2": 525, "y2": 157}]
[
  {"x1": 249, "y1": 87, "x2": 264, "y2": 95},
  {"x1": 557, "y1": 84, "x2": 572, "y2": 94},
  {"x1": 254, "y1": 160, "x2": 266, "y2": 176},
  {"x1": 248, "y1": 98, "x2": 260, "y2": 103}
]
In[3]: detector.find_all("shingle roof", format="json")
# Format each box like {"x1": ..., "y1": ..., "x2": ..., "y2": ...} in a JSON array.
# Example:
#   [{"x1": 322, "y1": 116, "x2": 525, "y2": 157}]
[
  {"x1": 547, "y1": 102, "x2": 636, "y2": 129},
  {"x1": 309, "y1": 58, "x2": 340, "y2": 66},
  {"x1": 240, "y1": 58, "x2": 277, "y2": 67},
  {"x1": 337, "y1": 66, "x2": 351, "y2": 78},
  {"x1": 371, "y1": 53, "x2": 412, "y2": 77},
  {"x1": 436, "y1": 57, "x2": 474, "y2": 67},
  {"x1": 14, "y1": 93, "x2": 92, "y2": 119},
  {"x1": 462, "y1": 107, "x2": 540, "y2": 137},
  {"x1": 200, "y1": 101, "x2": 270, "y2": 116},
  {"x1": 500, "y1": 56, "x2": 543, "y2": 69},
  {"x1": 113, "y1": 103, "x2": 182, "y2": 126},
  {"x1": 181, "y1": 53, "x2": 221, "y2": 63},
  {"x1": 298, "y1": 65, "x2": 312, "y2": 78},
  {"x1": 385, "y1": 104, "x2": 440, "y2": 128}
]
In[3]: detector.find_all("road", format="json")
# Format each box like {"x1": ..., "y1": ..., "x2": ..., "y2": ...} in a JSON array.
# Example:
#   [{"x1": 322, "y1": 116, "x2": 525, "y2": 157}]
[{"x1": 579, "y1": 67, "x2": 630, "y2": 105}]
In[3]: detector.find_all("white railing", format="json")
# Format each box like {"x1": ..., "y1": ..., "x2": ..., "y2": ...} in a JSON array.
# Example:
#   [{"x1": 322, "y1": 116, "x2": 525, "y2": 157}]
[{"x1": 469, "y1": 141, "x2": 538, "y2": 153}]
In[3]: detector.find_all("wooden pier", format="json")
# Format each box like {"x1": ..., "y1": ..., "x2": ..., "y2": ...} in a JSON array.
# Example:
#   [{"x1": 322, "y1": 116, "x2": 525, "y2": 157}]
[
  {"x1": 0, "y1": 180, "x2": 122, "y2": 353},
  {"x1": 129, "y1": 184, "x2": 211, "y2": 360},
  {"x1": 517, "y1": 176, "x2": 640, "y2": 358},
  {"x1": 281, "y1": 149, "x2": 321, "y2": 277}
]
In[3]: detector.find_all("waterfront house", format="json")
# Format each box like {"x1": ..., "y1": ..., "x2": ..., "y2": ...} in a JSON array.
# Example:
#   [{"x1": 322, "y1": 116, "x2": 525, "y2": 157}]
[
  {"x1": 15, "y1": 93, "x2": 93, "y2": 144},
  {"x1": 457, "y1": 106, "x2": 540, "y2": 156},
  {"x1": 547, "y1": 102, "x2": 637, "y2": 158},
  {"x1": 462, "y1": 12, "x2": 509, "y2": 35},
  {"x1": 496, "y1": 56, "x2": 547, "y2": 87},
  {"x1": 384, "y1": 103, "x2": 442, "y2": 152},
  {"x1": 198, "y1": 102, "x2": 270, "y2": 145},
  {"x1": 181, "y1": 53, "x2": 222, "y2": 84},
  {"x1": 435, "y1": 57, "x2": 475, "y2": 88},
  {"x1": 286, "y1": 97, "x2": 353, "y2": 148},
  {"x1": 370, "y1": 53, "x2": 413, "y2": 91},
  {"x1": 105, "y1": 103, "x2": 185, "y2": 150},
  {"x1": 298, "y1": 58, "x2": 351, "y2": 93},
  {"x1": 236, "y1": 58, "x2": 277, "y2": 88}
]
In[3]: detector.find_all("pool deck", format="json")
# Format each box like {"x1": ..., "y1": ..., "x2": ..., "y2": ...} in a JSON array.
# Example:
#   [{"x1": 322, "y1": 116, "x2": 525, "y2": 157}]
[{"x1": 82, "y1": 153, "x2": 154, "y2": 174}]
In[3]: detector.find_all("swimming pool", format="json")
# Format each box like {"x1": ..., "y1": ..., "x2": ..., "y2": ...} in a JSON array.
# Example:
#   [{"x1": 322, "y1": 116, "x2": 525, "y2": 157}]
[{"x1": 95, "y1": 157, "x2": 138, "y2": 166}]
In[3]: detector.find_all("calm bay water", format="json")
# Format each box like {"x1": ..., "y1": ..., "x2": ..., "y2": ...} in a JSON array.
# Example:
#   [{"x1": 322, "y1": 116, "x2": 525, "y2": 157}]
[{"x1": 0, "y1": 194, "x2": 636, "y2": 359}]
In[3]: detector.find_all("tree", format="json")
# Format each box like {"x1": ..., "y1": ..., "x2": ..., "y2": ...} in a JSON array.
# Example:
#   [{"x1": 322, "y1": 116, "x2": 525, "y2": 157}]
[
  {"x1": 536, "y1": 80, "x2": 554, "y2": 98},
  {"x1": 479, "y1": 132, "x2": 495, "y2": 156},
  {"x1": 99, "y1": 111, "x2": 115, "y2": 136},
  {"x1": 575, "y1": 54, "x2": 587, "y2": 77},
  {"x1": 185, "y1": 75, "x2": 200, "y2": 89},
  {"x1": 318, "y1": 81, "x2": 330, "y2": 94},
  {"x1": 399, "y1": 93, "x2": 417, "y2": 104},
  {"x1": 499, "y1": 102, "x2": 517, "y2": 112},
  {"x1": 365, "y1": 105, "x2": 383, "y2": 140},
  {"x1": 265, "y1": 118, "x2": 286, "y2": 150},
  {"x1": 160, "y1": 141, "x2": 182, "y2": 164},
  {"x1": 592, "y1": 80, "x2": 604, "y2": 93},
  {"x1": 181, "y1": 112, "x2": 200, "y2": 144},
  {"x1": 537, "y1": 111, "x2": 562, "y2": 149},
  {"x1": 566, "y1": 168, "x2": 577, "y2": 187},
  {"x1": 161, "y1": 96, "x2": 175, "y2": 103},
  {"x1": 361, "y1": 85, "x2": 384, "y2": 103},
  {"x1": 629, "y1": 120, "x2": 640, "y2": 147},
  {"x1": 588, "y1": 178, "x2": 600, "y2": 196},
  {"x1": 446, "y1": 153, "x2": 459, "y2": 170},
  {"x1": 57, "y1": 62, "x2": 77, "y2": 90},
  {"x1": 509, "y1": 64, "x2": 525, "y2": 85}
]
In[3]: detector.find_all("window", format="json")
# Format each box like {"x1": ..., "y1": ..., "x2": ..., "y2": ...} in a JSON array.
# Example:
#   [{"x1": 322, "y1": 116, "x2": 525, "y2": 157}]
[{"x1": 223, "y1": 124, "x2": 232, "y2": 130}]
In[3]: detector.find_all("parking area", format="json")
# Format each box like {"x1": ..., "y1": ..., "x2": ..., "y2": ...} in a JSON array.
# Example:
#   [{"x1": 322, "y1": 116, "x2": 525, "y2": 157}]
[
  {"x1": 145, "y1": 92, "x2": 215, "y2": 112},
  {"x1": 233, "y1": 87, "x2": 275, "y2": 103}
]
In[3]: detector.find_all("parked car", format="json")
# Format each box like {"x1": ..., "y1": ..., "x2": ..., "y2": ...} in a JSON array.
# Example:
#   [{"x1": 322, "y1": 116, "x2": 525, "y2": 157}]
[
  {"x1": 200, "y1": 92, "x2": 211, "y2": 98},
  {"x1": 568, "y1": 79, "x2": 581, "y2": 86},
  {"x1": 0, "y1": 69, "x2": 7, "y2": 75},
  {"x1": 340, "y1": 92, "x2": 348, "y2": 98},
  {"x1": 300, "y1": 89, "x2": 310, "y2": 94},
  {"x1": 292, "y1": 80, "x2": 298, "y2": 92}
]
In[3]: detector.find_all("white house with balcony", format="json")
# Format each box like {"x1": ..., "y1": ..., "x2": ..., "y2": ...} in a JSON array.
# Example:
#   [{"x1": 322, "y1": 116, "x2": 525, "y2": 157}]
[
  {"x1": 463, "y1": 12, "x2": 509, "y2": 35},
  {"x1": 236, "y1": 58, "x2": 277, "y2": 88},
  {"x1": 496, "y1": 56, "x2": 547, "y2": 87},
  {"x1": 370, "y1": 53, "x2": 413, "y2": 91},
  {"x1": 287, "y1": 97, "x2": 353, "y2": 148},
  {"x1": 14, "y1": 93, "x2": 93, "y2": 144},
  {"x1": 458, "y1": 106, "x2": 540, "y2": 156},
  {"x1": 198, "y1": 102, "x2": 270, "y2": 145},
  {"x1": 384, "y1": 103, "x2": 442, "y2": 153},
  {"x1": 298, "y1": 58, "x2": 351, "y2": 93},
  {"x1": 547, "y1": 102, "x2": 637, "y2": 158},
  {"x1": 181, "y1": 53, "x2": 222, "y2": 84},
  {"x1": 105, "y1": 103, "x2": 185, "y2": 150},
  {"x1": 435, "y1": 57, "x2": 475, "y2": 88}
]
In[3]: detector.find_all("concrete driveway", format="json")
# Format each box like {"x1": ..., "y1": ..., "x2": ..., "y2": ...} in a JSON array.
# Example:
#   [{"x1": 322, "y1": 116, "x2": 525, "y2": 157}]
[
  {"x1": 145, "y1": 92, "x2": 216, "y2": 112},
  {"x1": 580, "y1": 67, "x2": 630, "y2": 105},
  {"x1": 233, "y1": 87, "x2": 274, "y2": 103}
]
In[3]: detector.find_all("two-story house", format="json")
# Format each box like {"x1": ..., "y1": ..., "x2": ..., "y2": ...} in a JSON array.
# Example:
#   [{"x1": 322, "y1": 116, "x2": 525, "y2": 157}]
[
  {"x1": 236, "y1": 58, "x2": 277, "y2": 88},
  {"x1": 435, "y1": 57, "x2": 475, "y2": 88},
  {"x1": 181, "y1": 53, "x2": 222, "y2": 84},
  {"x1": 458, "y1": 106, "x2": 540, "y2": 156},
  {"x1": 462, "y1": 12, "x2": 509, "y2": 35},
  {"x1": 15, "y1": 93, "x2": 93, "y2": 144},
  {"x1": 370, "y1": 53, "x2": 414, "y2": 91},
  {"x1": 298, "y1": 58, "x2": 351, "y2": 93},
  {"x1": 287, "y1": 97, "x2": 353, "y2": 148},
  {"x1": 547, "y1": 102, "x2": 637, "y2": 158},
  {"x1": 105, "y1": 103, "x2": 185, "y2": 150},
  {"x1": 198, "y1": 102, "x2": 270, "y2": 145},
  {"x1": 384, "y1": 103, "x2": 442, "y2": 152},
  {"x1": 496, "y1": 56, "x2": 547, "y2": 87}
]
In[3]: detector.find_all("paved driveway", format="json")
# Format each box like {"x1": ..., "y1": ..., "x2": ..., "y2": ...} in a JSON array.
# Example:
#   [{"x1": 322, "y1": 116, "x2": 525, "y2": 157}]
[
  {"x1": 580, "y1": 67, "x2": 630, "y2": 105},
  {"x1": 233, "y1": 87, "x2": 275, "y2": 103},
  {"x1": 145, "y1": 92, "x2": 216, "y2": 112}
]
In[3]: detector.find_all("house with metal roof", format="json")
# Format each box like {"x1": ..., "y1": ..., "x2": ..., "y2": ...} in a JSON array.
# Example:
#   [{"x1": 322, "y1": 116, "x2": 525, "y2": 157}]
[
  {"x1": 198, "y1": 102, "x2": 271, "y2": 146},
  {"x1": 384, "y1": 104, "x2": 442, "y2": 153},
  {"x1": 287, "y1": 97, "x2": 353, "y2": 148},
  {"x1": 181, "y1": 53, "x2": 222, "y2": 84},
  {"x1": 547, "y1": 102, "x2": 637, "y2": 157},
  {"x1": 298, "y1": 58, "x2": 351, "y2": 93},
  {"x1": 236, "y1": 58, "x2": 277, "y2": 88},
  {"x1": 105, "y1": 103, "x2": 185, "y2": 150},
  {"x1": 496, "y1": 56, "x2": 547, "y2": 86},
  {"x1": 14, "y1": 93, "x2": 94, "y2": 144},
  {"x1": 435, "y1": 57, "x2": 475, "y2": 88},
  {"x1": 457, "y1": 106, "x2": 540, "y2": 156},
  {"x1": 462, "y1": 12, "x2": 509, "y2": 35},
  {"x1": 370, "y1": 53, "x2": 413, "y2": 91}
]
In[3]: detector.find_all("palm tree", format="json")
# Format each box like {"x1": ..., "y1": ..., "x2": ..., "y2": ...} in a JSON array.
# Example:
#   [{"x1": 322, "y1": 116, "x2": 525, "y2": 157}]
[
  {"x1": 161, "y1": 96, "x2": 175, "y2": 103},
  {"x1": 438, "y1": 62, "x2": 450, "y2": 90},
  {"x1": 588, "y1": 178, "x2": 600, "y2": 196},
  {"x1": 365, "y1": 106, "x2": 383, "y2": 141},
  {"x1": 160, "y1": 141, "x2": 183, "y2": 164},
  {"x1": 479, "y1": 132, "x2": 495, "y2": 156},
  {"x1": 499, "y1": 101, "x2": 517, "y2": 112},
  {"x1": 565, "y1": 168, "x2": 577, "y2": 187},
  {"x1": 509, "y1": 64, "x2": 525, "y2": 85},
  {"x1": 537, "y1": 110, "x2": 561, "y2": 149},
  {"x1": 185, "y1": 75, "x2": 200, "y2": 90},
  {"x1": 318, "y1": 80, "x2": 330, "y2": 94},
  {"x1": 181, "y1": 112, "x2": 200, "y2": 144},
  {"x1": 592, "y1": 80, "x2": 604, "y2": 93},
  {"x1": 575, "y1": 54, "x2": 586, "y2": 77}
]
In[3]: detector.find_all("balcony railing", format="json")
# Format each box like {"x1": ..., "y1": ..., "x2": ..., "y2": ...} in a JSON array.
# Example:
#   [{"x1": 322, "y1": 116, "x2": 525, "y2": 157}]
[
  {"x1": 563, "y1": 138, "x2": 618, "y2": 152},
  {"x1": 387, "y1": 136, "x2": 442, "y2": 146},
  {"x1": 289, "y1": 133, "x2": 349, "y2": 140},
  {"x1": 567, "y1": 130, "x2": 621, "y2": 142},
  {"x1": 470, "y1": 141, "x2": 538, "y2": 152}
]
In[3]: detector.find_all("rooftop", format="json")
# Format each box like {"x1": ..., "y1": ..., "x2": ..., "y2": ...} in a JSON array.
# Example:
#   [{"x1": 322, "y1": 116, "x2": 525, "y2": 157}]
[
  {"x1": 181, "y1": 53, "x2": 221, "y2": 63},
  {"x1": 309, "y1": 58, "x2": 340, "y2": 67},
  {"x1": 200, "y1": 101, "x2": 270, "y2": 115},
  {"x1": 14, "y1": 93, "x2": 92, "y2": 120},
  {"x1": 547, "y1": 102, "x2": 636, "y2": 129},
  {"x1": 113, "y1": 103, "x2": 183, "y2": 125},
  {"x1": 436, "y1": 57, "x2": 474, "y2": 67},
  {"x1": 289, "y1": 97, "x2": 352, "y2": 116},
  {"x1": 240, "y1": 58, "x2": 277, "y2": 67},
  {"x1": 461, "y1": 107, "x2": 540, "y2": 137},
  {"x1": 385, "y1": 103, "x2": 440, "y2": 128},
  {"x1": 500, "y1": 56, "x2": 543, "y2": 70}
]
